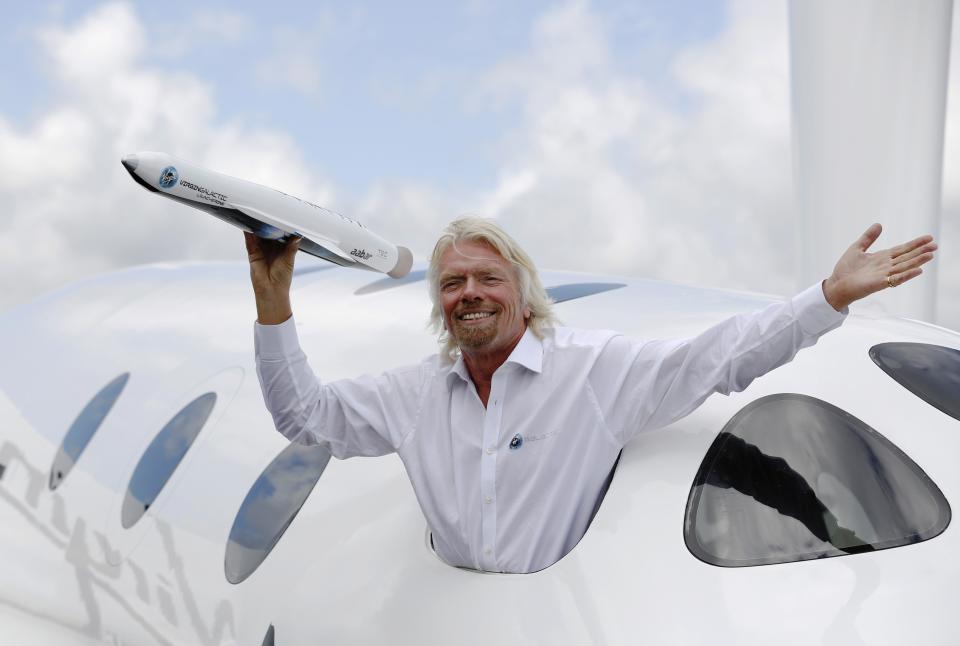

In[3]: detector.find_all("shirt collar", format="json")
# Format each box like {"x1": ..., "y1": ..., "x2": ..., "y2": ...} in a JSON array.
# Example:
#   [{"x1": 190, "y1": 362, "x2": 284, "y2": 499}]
[{"x1": 448, "y1": 327, "x2": 543, "y2": 384}]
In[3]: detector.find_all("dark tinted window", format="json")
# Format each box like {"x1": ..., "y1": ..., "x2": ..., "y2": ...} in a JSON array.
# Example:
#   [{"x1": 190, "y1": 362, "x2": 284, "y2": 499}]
[
  {"x1": 546, "y1": 283, "x2": 625, "y2": 303},
  {"x1": 685, "y1": 394, "x2": 950, "y2": 567},
  {"x1": 50, "y1": 373, "x2": 130, "y2": 490},
  {"x1": 225, "y1": 441, "x2": 331, "y2": 584},
  {"x1": 870, "y1": 342, "x2": 960, "y2": 422},
  {"x1": 121, "y1": 393, "x2": 217, "y2": 528}
]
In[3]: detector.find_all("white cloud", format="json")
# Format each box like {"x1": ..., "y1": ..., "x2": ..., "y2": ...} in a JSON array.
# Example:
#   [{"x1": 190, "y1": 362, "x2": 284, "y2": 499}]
[
  {"x1": 0, "y1": 2, "x2": 334, "y2": 310},
  {"x1": 153, "y1": 8, "x2": 251, "y2": 57},
  {"x1": 252, "y1": 11, "x2": 340, "y2": 103},
  {"x1": 474, "y1": 0, "x2": 796, "y2": 294}
]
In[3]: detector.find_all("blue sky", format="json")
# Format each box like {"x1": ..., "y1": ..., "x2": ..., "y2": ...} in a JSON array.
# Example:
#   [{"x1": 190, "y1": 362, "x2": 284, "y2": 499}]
[
  {"x1": 0, "y1": 1, "x2": 724, "y2": 194},
  {"x1": 0, "y1": 1, "x2": 957, "y2": 327}
]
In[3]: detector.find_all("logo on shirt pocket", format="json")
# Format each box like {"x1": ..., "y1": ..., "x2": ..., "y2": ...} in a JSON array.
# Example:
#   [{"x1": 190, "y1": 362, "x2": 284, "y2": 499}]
[{"x1": 523, "y1": 429, "x2": 561, "y2": 444}]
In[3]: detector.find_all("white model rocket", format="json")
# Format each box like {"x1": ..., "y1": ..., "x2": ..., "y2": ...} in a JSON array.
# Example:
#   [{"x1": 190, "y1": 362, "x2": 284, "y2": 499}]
[{"x1": 121, "y1": 151, "x2": 413, "y2": 278}]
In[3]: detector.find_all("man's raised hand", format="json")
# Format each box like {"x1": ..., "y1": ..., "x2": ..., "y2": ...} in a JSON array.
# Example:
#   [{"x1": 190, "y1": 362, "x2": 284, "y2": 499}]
[
  {"x1": 821, "y1": 223, "x2": 937, "y2": 311},
  {"x1": 244, "y1": 231, "x2": 300, "y2": 325}
]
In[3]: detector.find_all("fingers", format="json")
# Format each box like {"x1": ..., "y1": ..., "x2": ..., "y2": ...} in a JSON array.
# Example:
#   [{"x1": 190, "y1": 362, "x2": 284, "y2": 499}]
[
  {"x1": 888, "y1": 267, "x2": 923, "y2": 288},
  {"x1": 888, "y1": 234, "x2": 935, "y2": 259},
  {"x1": 889, "y1": 245, "x2": 937, "y2": 274},
  {"x1": 856, "y1": 223, "x2": 882, "y2": 251},
  {"x1": 283, "y1": 236, "x2": 301, "y2": 267},
  {"x1": 244, "y1": 231, "x2": 264, "y2": 264},
  {"x1": 894, "y1": 240, "x2": 938, "y2": 262}
]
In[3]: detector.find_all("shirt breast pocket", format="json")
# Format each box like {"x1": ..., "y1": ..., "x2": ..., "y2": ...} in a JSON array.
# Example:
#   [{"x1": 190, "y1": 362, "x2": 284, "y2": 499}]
[{"x1": 506, "y1": 426, "x2": 563, "y2": 454}]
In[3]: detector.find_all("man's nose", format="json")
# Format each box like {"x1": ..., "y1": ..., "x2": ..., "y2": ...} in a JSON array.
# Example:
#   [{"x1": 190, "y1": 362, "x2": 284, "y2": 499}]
[{"x1": 461, "y1": 276, "x2": 482, "y2": 300}]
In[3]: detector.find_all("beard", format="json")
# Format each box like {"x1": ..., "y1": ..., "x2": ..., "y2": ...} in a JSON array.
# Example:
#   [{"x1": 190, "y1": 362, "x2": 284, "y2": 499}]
[
  {"x1": 452, "y1": 317, "x2": 497, "y2": 349},
  {"x1": 449, "y1": 307, "x2": 500, "y2": 350}
]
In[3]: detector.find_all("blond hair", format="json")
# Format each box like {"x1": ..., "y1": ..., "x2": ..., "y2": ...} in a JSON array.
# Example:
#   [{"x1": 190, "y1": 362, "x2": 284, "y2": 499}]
[{"x1": 427, "y1": 216, "x2": 558, "y2": 361}]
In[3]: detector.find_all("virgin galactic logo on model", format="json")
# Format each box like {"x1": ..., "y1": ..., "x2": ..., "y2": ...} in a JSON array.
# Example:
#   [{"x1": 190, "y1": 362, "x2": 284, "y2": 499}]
[{"x1": 158, "y1": 166, "x2": 179, "y2": 189}]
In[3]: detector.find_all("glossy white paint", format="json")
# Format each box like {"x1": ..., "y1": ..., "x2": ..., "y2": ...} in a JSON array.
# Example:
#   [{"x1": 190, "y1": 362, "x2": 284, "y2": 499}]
[
  {"x1": 790, "y1": 0, "x2": 953, "y2": 321},
  {"x1": 122, "y1": 151, "x2": 413, "y2": 278},
  {"x1": 1, "y1": 259, "x2": 957, "y2": 645}
]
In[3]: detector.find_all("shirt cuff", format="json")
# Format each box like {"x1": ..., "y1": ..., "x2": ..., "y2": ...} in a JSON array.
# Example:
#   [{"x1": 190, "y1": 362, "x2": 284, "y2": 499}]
[
  {"x1": 254, "y1": 315, "x2": 303, "y2": 360},
  {"x1": 792, "y1": 281, "x2": 848, "y2": 335}
]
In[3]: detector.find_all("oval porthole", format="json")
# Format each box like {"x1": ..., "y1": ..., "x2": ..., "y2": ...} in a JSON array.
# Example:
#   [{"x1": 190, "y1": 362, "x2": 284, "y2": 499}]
[
  {"x1": 870, "y1": 342, "x2": 960, "y2": 422},
  {"x1": 685, "y1": 393, "x2": 950, "y2": 567},
  {"x1": 121, "y1": 392, "x2": 217, "y2": 528},
  {"x1": 225, "y1": 441, "x2": 331, "y2": 584},
  {"x1": 50, "y1": 373, "x2": 130, "y2": 490}
]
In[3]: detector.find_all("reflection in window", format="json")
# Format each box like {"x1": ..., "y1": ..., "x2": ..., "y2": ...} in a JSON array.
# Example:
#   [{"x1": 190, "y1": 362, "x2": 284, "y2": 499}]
[
  {"x1": 870, "y1": 342, "x2": 960, "y2": 422},
  {"x1": 121, "y1": 393, "x2": 217, "y2": 528},
  {"x1": 685, "y1": 394, "x2": 950, "y2": 567},
  {"x1": 50, "y1": 373, "x2": 130, "y2": 490},
  {"x1": 225, "y1": 441, "x2": 331, "y2": 584}
]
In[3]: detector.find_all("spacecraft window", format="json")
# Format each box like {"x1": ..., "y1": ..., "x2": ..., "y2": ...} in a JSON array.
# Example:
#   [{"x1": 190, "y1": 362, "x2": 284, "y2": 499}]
[
  {"x1": 121, "y1": 392, "x2": 217, "y2": 529},
  {"x1": 684, "y1": 393, "x2": 950, "y2": 567},
  {"x1": 49, "y1": 373, "x2": 130, "y2": 490},
  {"x1": 545, "y1": 283, "x2": 626, "y2": 304},
  {"x1": 225, "y1": 441, "x2": 332, "y2": 584},
  {"x1": 869, "y1": 342, "x2": 960, "y2": 423}
]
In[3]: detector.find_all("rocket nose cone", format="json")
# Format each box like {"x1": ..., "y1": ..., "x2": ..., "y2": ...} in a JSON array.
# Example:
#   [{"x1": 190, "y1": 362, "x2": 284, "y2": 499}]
[{"x1": 121, "y1": 154, "x2": 139, "y2": 172}]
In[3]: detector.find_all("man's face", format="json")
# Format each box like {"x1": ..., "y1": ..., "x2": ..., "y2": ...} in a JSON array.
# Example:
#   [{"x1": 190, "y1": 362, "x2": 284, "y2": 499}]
[{"x1": 438, "y1": 239, "x2": 529, "y2": 356}]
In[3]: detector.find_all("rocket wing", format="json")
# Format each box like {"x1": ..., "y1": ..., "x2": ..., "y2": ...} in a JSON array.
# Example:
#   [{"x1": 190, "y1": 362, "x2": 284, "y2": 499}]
[{"x1": 232, "y1": 203, "x2": 355, "y2": 263}]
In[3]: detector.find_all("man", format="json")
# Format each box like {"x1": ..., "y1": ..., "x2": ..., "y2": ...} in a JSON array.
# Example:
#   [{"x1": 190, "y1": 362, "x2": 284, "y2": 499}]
[{"x1": 245, "y1": 218, "x2": 936, "y2": 573}]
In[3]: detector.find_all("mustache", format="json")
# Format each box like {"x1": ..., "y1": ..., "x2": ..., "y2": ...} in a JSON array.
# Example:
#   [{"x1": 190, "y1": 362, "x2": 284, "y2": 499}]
[{"x1": 453, "y1": 303, "x2": 499, "y2": 316}]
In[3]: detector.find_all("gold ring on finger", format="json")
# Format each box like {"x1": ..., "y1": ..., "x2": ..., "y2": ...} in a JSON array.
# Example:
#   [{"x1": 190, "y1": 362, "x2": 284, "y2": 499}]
[{"x1": 887, "y1": 274, "x2": 896, "y2": 288}]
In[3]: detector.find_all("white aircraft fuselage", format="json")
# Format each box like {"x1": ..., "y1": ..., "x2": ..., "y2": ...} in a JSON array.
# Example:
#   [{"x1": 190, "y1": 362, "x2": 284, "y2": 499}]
[{"x1": 1, "y1": 258, "x2": 957, "y2": 645}]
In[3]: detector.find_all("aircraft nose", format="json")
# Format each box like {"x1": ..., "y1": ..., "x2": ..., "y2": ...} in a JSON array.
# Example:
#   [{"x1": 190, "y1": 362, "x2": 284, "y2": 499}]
[{"x1": 121, "y1": 154, "x2": 139, "y2": 172}]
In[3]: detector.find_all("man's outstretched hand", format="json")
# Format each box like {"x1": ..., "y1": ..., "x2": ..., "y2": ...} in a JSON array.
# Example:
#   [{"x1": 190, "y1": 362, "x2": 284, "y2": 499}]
[
  {"x1": 822, "y1": 223, "x2": 937, "y2": 312},
  {"x1": 244, "y1": 231, "x2": 301, "y2": 325}
]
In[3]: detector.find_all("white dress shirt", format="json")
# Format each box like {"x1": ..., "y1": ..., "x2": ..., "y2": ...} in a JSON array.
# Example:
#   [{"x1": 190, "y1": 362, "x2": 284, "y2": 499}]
[{"x1": 254, "y1": 282, "x2": 846, "y2": 573}]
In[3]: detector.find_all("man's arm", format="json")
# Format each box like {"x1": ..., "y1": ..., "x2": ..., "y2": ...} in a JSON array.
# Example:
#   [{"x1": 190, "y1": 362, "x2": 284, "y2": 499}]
[
  {"x1": 254, "y1": 318, "x2": 422, "y2": 458},
  {"x1": 597, "y1": 283, "x2": 844, "y2": 444},
  {"x1": 244, "y1": 231, "x2": 422, "y2": 458},
  {"x1": 597, "y1": 224, "x2": 938, "y2": 444}
]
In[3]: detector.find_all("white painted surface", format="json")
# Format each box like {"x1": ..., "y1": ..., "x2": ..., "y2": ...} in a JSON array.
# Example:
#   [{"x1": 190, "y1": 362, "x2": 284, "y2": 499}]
[
  {"x1": 1, "y1": 261, "x2": 957, "y2": 644},
  {"x1": 790, "y1": 0, "x2": 953, "y2": 322}
]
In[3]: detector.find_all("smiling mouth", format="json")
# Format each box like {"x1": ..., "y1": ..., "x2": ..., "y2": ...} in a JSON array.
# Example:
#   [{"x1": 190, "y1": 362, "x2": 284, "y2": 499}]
[{"x1": 457, "y1": 311, "x2": 495, "y2": 322}]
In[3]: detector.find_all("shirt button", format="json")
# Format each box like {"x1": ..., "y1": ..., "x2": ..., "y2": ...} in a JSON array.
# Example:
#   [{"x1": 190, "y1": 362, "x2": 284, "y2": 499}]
[
  {"x1": 484, "y1": 548, "x2": 492, "y2": 555},
  {"x1": 486, "y1": 446, "x2": 496, "y2": 454},
  {"x1": 484, "y1": 496, "x2": 493, "y2": 504}
]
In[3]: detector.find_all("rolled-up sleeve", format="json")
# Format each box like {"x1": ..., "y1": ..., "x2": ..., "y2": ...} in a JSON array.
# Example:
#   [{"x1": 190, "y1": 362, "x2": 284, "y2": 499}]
[
  {"x1": 595, "y1": 282, "x2": 847, "y2": 444},
  {"x1": 254, "y1": 316, "x2": 424, "y2": 459}
]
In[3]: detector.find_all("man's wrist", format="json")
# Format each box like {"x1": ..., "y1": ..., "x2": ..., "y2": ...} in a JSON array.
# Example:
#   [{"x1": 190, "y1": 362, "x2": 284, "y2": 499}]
[
  {"x1": 255, "y1": 295, "x2": 293, "y2": 325},
  {"x1": 821, "y1": 277, "x2": 847, "y2": 312}
]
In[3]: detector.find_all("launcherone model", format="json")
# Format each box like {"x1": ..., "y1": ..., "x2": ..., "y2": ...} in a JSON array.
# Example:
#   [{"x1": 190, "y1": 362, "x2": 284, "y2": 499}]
[{"x1": 121, "y1": 151, "x2": 413, "y2": 278}]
